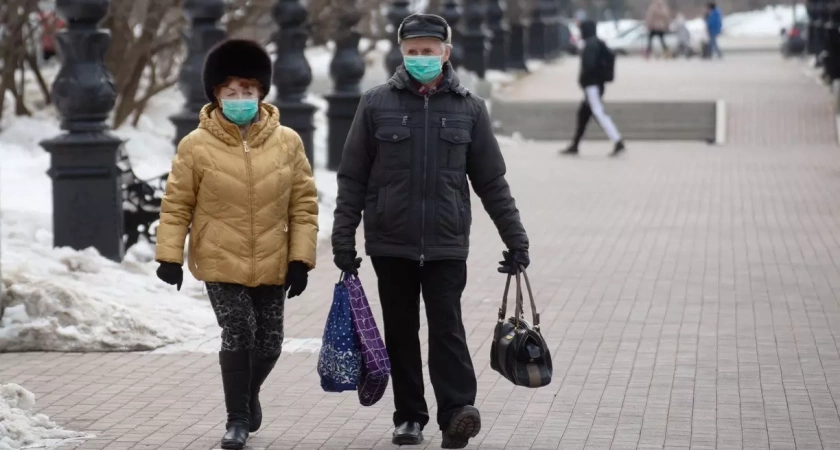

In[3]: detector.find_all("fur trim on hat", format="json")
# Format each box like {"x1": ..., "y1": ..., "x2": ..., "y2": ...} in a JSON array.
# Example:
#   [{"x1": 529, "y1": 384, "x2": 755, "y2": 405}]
[{"x1": 202, "y1": 39, "x2": 272, "y2": 103}]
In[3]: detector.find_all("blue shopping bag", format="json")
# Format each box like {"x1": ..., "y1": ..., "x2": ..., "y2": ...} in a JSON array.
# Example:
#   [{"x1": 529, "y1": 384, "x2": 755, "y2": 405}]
[{"x1": 318, "y1": 274, "x2": 362, "y2": 392}]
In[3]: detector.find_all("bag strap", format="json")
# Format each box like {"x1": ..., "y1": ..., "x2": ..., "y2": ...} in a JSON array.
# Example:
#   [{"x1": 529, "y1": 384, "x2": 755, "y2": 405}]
[
  {"x1": 498, "y1": 266, "x2": 541, "y2": 331},
  {"x1": 520, "y1": 267, "x2": 541, "y2": 330},
  {"x1": 497, "y1": 272, "x2": 513, "y2": 323}
]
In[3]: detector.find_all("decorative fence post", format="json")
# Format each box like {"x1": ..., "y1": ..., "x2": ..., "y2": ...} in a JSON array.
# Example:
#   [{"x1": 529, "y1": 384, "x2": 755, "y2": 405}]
[
  {"x1": 385, "y1": 0, "x2": 412, "y2": 77},
  {"x1": 507, "y1": 0, "x2": 530, "y2": 71},
  {"x1": 826, "y1": 2, "x2": 840, "y2": 80},
  {"x1": 326, "y1": 5, "x2": 366, "y2": 171},
  {"x1": 807, "y1": 0, "x2": 818, "y2": 55},
  {"x1": 528, "y1": 0, "x2": 548, "y2": 59},
  {"x1": 462, "y1": 0, "x2": 489, "y2": 78},
  {"x1": 170, "y1": 0, "x2": 226, "y2": 148},
  {"x1": 272, "y1": 0, "x2": 316, "y2": 165},
  {"x1": 486, "y1": 0, "x2": 509, "y2": 71},
  {"x1": 40, "y1": 0, "x2": 125, "y2": 262},
  {"x1": 440, "y1": 0, "x2": 464, "y2": 70},
  {"x1": 544, "y1": 0, "x2": 559, "y2": 58}
]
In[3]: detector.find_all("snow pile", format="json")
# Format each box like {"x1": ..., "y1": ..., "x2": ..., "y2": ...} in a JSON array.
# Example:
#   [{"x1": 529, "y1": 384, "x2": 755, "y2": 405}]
[
  {"x1": 0, "y1": 110, "x2": 215, "y2": 352},
  {"x1": 724, "y1": 5, "x2": 807, "y2": 37},
  {"x1": 0, "y1": 384, "x2": 91, "y2": 450}
]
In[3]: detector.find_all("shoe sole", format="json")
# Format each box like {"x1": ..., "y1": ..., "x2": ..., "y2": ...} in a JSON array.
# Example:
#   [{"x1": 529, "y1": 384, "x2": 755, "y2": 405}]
[
  {"x1": 441, "y1": 407, "x2": 481, "y2": 449},
  {"x1": 392, "y1": 434, "x2": 424, "y2": 445},
  {"x1": 220, "y1": 441, "x2": 245, "y2": 450}
]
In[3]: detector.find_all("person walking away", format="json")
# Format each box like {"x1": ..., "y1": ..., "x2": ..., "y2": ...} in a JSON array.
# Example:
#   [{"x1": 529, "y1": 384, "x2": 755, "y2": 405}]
[
  {"x1": 331, "y1": 13, "x2": 530, "y2": 449},
  {"x1": 673, "y1": 13, "x2": 692, "y2": 58},
  {"x1": 561, "y1": 20, "x2": 626, "y2": 157},
  {"x1": 645, "y1": 0, "x2": 672, "y2": 58},
  {"x1": 705, "y1": 2, "x2": 723, "y2": 58},
  {"x1": 154, "y1": 39, "x2": 318, "y2": 449}
]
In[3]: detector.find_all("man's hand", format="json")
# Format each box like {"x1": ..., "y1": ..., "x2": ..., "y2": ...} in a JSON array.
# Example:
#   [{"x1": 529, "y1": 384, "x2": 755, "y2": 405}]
[
  {"x1": 497, "y1": 249, "x2": 530, "y2": 275},
  {"x1": 156, "y1": 262, "x2": 183, "y2": 291},
  {"x1": 334, "y1": 250, "x2": 362, "y2": 276}
]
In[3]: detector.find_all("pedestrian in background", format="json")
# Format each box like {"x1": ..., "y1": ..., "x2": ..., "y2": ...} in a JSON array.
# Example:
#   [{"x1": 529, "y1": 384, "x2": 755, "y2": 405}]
[
  {"x1": 705, "y1": 2, "x2": 724, "y2": 59},
  {"x1": 672, "y1": 13, "x2": 693, "y2": 58},
  {"x1": 561, "y1": 20, "x2": 626, "y2": 157},
  {"x1": 645, "y1": 0, "x2": 672, "y2": 58},
  {"x1": 154, "y1": 39, "x2": 318, "y2": 450},
  {"x1": 331, "y1": 13, "x2": 530, "y2": 449}
]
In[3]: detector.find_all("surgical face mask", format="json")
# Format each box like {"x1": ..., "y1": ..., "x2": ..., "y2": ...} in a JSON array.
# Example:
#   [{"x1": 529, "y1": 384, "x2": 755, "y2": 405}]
[
  {"x1": 404, "y1": 55, "x2": 443, "y2": 84},
  {"x1": 220, "y1": 99, "x2": 259, "y2": 126}
]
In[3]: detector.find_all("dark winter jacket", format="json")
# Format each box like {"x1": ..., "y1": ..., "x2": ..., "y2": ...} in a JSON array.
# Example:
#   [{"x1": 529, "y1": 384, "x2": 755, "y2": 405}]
[
  {"x1": 579, "y1": 20, "x2": 607, "y2": 88},
  {"x1": 331, "y1": 62, "x2": 529, "y2": 263}
]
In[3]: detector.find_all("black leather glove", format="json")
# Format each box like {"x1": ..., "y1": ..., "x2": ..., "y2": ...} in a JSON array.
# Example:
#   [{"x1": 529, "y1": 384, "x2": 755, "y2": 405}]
[
  {"x1": 497, "y1": 249, "x2": 530, "y2": 275},
  {"x1": 333, "y1": 250, "x2": 362, "y2": 276},
  {"x1": 156, "y1": 262, "x2": 183, "y2": 291},
  {"x1": 284, "y1": 261, "x2": 309, "y2": 299}
]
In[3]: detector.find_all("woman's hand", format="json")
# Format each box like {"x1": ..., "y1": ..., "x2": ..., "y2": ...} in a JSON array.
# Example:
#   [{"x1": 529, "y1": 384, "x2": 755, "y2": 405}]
[
  {"x1": 284, "y1": 261, "x2": 309, "y2": 298},
  {"x1": 156, "y1": 262, "x2": 183, "y2": 291}
]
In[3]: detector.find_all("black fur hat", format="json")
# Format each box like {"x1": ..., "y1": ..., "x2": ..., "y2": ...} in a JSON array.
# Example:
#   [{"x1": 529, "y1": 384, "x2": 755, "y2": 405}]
[{"x1": 202, "y1": 39, "x2": 272, "y2": 103}]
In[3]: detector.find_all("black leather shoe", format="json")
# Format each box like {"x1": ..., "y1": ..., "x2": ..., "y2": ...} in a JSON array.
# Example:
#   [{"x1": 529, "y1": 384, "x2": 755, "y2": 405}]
[
  {"x1": 221, "y1": 421, "x2": 248, "y2": 449},
  {"x1": 441, "y1": 406, "x2": 481, "y2": 449},
  {"x1": 392, "y1": 421, "x2": 423, "y2": 445}
]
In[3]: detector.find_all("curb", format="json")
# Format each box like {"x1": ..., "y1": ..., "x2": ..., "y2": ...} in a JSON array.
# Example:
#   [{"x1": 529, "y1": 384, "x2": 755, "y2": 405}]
[{"x1": 715, "y1": 99, "x2": 727, "y2": 145}]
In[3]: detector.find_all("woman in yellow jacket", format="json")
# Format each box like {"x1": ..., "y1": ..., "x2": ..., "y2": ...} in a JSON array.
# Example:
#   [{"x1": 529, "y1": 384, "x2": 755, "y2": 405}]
[{"x1": 154, "y1": 39, "x2": 318, "y2": 449}]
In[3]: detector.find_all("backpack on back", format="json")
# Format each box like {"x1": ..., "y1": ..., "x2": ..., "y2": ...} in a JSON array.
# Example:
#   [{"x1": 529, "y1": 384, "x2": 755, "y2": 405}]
[{"x1": 599, "y1": 41, "x2": 616, "y2": 83}]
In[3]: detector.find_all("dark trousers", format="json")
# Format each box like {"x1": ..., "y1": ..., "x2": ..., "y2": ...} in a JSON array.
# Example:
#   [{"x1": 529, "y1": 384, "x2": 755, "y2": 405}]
[
  {"x1": 371, "y1": 257, "x2": 477, "y2": 431},
  {"x1": 647, "y1": 30, "x2": 668, "y2": 53}
]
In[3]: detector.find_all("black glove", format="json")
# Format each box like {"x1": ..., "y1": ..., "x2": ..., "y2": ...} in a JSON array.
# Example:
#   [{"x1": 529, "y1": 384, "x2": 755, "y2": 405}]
[
  {"x1": 156, "y1": 262, "x2": 183, "y2": 291},
  {"x1": 284, "y1": 261, "x2": 309, "y2": 299},
  {"x1": 497, "y1": 249, "x2": 530, "y2": 275},
  {"x1": 333, "y1": 250, "x2": 362, "y2": 276}
]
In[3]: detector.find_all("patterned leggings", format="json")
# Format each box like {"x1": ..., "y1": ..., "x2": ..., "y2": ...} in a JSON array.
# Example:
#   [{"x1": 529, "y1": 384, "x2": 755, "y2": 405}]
[{"x1": 206, "y1": 282, "x2": 286, "y2": 357}]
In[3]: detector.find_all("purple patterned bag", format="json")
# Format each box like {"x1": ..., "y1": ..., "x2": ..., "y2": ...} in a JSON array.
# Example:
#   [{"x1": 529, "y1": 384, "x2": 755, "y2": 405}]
[{"x1": 344, "y1": 275, "x2": 391, "y2": 406}]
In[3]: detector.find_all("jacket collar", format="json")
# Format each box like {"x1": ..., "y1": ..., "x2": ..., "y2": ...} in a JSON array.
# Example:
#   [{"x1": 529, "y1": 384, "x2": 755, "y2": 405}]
[
  {"x1": 388, "y1": 62, "x2": 470, "y2": 98},
  {"x1": 198, "y1": 103, "x2": 280, "y2": 147}
]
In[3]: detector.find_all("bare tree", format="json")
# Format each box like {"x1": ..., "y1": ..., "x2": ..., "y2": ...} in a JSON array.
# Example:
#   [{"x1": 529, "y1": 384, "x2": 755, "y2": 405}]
[{"x1": 0, "y1": 0, "x2": 51, "y2": 124}]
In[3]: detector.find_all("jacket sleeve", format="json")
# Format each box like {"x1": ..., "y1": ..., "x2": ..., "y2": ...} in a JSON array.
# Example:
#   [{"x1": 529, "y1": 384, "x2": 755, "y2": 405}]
[
  {"x1": 155, "y1": 135, "x2": 200, "y2": 265},
  {"x1": 466, "y1": 98, "x2": 529, "y2": 251},
  {"x1": 331, "y1": 94, "x2": 375, "y2": 254},
  {"x1": 287, "y1": 131, "x2": 319, "y2": 269}
]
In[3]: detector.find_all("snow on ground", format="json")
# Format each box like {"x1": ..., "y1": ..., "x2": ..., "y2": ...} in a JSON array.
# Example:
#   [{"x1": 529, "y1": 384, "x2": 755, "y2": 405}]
[{"x1": 0, "y1": 383, "x2": 91, "y2": 450}]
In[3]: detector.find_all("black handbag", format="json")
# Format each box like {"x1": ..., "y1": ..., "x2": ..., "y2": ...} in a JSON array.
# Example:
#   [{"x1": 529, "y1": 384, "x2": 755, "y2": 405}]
[{"x1": 490, "y1": 268, "x2": 553, "y2": 388}]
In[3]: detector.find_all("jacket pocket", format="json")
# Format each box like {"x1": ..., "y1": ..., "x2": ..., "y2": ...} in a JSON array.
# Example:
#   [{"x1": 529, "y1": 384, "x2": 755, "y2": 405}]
[
  {"x1": 375, "y1": 178, "x2": 410, "y2": 243},
  {"x1": 439, "y1": 127, "x2": 471, "y2": 170},
  {"x1": 190, "y1": 221, "x2": 215, "y2": 270},
  {"x1": 374, "y1": 126, "x2": 412, "y2": 169}
]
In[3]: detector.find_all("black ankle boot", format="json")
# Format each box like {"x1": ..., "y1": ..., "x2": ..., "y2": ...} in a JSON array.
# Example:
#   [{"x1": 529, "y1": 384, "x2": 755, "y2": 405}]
[
  {"x1": 221, "y1": 422, "x2": 248, "y2": 449},
  {"x1": 249, "y1": 353, "x2": 279, "y2": 432},
  {"x1": 219, "y1": 351, "x2": 251, "y2": 449}
]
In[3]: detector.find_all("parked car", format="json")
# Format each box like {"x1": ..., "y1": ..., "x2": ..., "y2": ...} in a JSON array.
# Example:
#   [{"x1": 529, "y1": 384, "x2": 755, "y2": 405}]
[{"x1": 780, "y1": 22, "x2": 807, "y2": 58}]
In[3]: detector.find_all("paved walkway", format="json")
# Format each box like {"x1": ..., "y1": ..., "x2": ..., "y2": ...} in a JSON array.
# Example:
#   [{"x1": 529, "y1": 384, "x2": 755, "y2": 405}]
[{"x1": 3, "y1": 54, "x2": 840, "y2": 449}]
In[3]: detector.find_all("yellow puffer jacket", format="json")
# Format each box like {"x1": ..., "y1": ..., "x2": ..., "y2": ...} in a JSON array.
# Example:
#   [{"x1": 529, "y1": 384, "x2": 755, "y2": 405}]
[{"x1": 155, "y1": 103, "x2": 318, "y2": 287}]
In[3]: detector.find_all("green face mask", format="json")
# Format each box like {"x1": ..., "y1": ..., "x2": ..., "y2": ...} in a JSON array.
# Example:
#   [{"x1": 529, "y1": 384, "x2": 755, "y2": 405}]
[
  {"x1": 220, "y1": 99, "x2": 259, "y2": 126},
  {"x1": 404, "y1": 55, "x2": 443, "y2": 84}
]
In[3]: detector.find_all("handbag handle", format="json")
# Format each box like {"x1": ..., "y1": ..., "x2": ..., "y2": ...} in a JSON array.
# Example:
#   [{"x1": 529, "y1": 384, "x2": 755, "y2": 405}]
[{"x1": 497, "y1": 266, "x2": 541, "y2": 330}]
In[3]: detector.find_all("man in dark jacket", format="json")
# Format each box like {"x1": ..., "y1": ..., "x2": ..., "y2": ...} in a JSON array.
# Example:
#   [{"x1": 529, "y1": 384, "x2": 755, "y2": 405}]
[
  {"x1": 561, "y1": 20, "x2": 626, "y2": 156},
  {"x1": 331, "y1": 13, "x2": 530, "y2": 450}
]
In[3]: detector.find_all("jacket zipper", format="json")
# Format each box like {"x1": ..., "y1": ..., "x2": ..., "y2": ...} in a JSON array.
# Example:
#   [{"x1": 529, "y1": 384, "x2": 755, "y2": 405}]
[
  {"x1": 420, "y1": 95, "x2": 429, "y2": 267},
  {"x1": 243, "y1": 140, "x2": 256, "y2": 285}
]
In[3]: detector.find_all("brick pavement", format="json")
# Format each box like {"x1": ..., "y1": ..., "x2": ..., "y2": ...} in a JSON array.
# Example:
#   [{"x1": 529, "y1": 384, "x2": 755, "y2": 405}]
[{"x1": 3, "y1": 54, "x2": 840, "y2": 449}]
